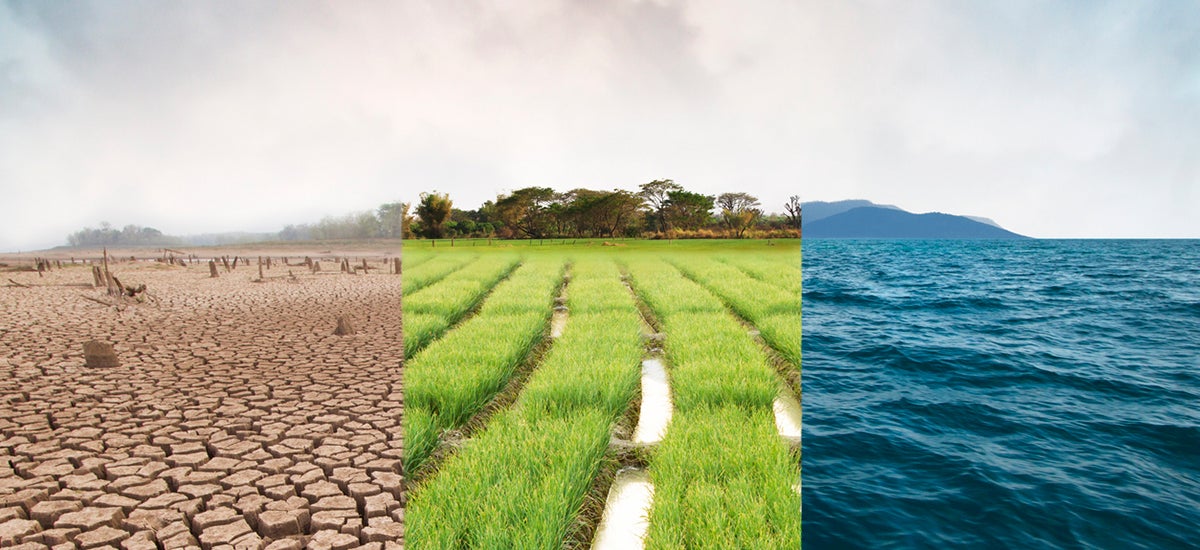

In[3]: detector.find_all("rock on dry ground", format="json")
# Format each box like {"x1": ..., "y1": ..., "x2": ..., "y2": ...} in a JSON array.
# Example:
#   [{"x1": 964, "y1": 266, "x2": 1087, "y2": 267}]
[{"x1": 0, "y1": 261, "x2": 404, "y2": 549}]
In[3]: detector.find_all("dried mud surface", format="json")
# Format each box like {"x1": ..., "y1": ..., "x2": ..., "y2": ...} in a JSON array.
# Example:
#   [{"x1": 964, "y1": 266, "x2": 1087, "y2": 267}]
[{"x1": 1, "y1": 261, "x2": 404, "y2": 550}]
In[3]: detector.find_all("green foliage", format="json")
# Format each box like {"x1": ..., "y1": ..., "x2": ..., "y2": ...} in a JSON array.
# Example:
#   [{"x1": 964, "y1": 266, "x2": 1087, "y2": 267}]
[
  {"x1": 665, "y1": 190, "x2": 715, "y2": 231},
  {"x1": 403, "y1": 242, "x2": 802, "y2": 547},
  {"x1": 625, "y1": 254, "x2": 800, "y2": 547},
  {"x1": 402, "y1": 254, "x2": 478, "y2": 294},
  {"x1": 716, "y1": 192, "x2": 763, "y2": 238},
  {"x1": 407, "y1": 259, "x2": 643, "y2": 549},
  {"x1": 402, "y1": 256, "x2": 521, "y2": 357},
  {"x1": 417, "y1": 191, "x2": 454, "y2": 239},
  {"x1": 645, "y1": 406, "x2": 800, "y2": 549},
  {"x1": 494, "y1": 186, "x2": 558, "y2": 239},
  {"x1": 402, "y1": 259, "x2": 564, "y2": 472},
  {"x1": 639, "y1": 179, "x2": 684, "y2": 232}
]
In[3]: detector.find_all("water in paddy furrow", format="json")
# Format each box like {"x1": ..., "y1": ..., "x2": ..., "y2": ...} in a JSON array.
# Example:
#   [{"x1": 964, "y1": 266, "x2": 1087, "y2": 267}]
[
  {"x1": 803, "y1": 239, "x2": 1200, "y2": 548},
  {"x1": 774, "y1": 390, "x2": 802, "y2": 442},
  {"x1": 633, "y1": 357, "x2": 673, "y2": 445},
  {"x1": 550, "y1": 307, "x2": 568, "y2": 338},
  {"x1": 592, "y1": 468, "x2": 654, "y2": 550}
]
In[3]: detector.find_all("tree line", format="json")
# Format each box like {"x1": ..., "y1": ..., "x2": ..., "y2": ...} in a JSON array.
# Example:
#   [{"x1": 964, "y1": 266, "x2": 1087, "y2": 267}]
[
  {"x1": 407, "y1": 180, "x2": 801, "y2": 240},
  {"x1": 67, "y1": 223, "x2": 182, "y2": 247},
  {"x1": 64, "y1": 181, "x2": 802, "y2": 246}
]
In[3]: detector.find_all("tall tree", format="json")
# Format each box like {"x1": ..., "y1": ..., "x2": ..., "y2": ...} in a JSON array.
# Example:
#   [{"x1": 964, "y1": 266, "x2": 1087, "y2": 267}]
[
  {"x1": 716, "y1": 192, "x2": 762, "y2": 238},
  {"x1": 664, "y1": 190, "x2": 714, "y2": 231},
  {"x1": 377, "y1": 202, "x2": 406, "y2": 238},
  {"x1": 639, "y1": 179, "x2": 683, "y2": 232},
  {"x1": 784, "y1": 195, "x2": 802, "y2": 230},
  {"x1": 416, "y1": 191, "x2": 453, "y2": 239},
  {"x1": 495, "y1": 187, "x2": 557, "y2": 238}
]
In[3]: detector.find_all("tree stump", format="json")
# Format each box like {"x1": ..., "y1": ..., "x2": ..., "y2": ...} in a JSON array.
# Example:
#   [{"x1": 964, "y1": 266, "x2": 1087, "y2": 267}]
[
  {"x1": 83, "y1": 340, "x2": 120, "y2": 368},
  {"x1": 311, "y1": 261, "x2": 321, "y2": 273},
  {"x1": 334, "y1": 315, "x2": 355, "y2": 336},
  {"x1": 209, "y1": 260, "x2": 220, "y2": 278},
  {"x1": 393, "y1": 258, "x2": 401, "y2": 275}
]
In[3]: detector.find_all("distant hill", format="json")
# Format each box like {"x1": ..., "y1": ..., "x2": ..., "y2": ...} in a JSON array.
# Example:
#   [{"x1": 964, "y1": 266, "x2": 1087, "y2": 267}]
[
  {"x1": 964, "y1": 215, "x2": 1001, "y2": 228},
  {"x1": 803, "y1": 205, "x2": 1028, "y2": 239},
  {"x1": 803, "y1": 200, "x2": 903, "y2": 223}
]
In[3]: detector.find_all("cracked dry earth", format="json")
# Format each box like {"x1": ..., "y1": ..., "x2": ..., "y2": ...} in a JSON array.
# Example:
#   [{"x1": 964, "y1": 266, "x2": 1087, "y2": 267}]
[{"x1": 0, "y1": 263, "x2": 404, "y2": 550}]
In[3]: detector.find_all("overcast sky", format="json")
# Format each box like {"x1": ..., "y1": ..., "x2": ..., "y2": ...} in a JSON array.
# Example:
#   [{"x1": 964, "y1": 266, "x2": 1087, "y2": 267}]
[{"x1": 2, "y1": 1, "x2": 1197, "y2": 250}]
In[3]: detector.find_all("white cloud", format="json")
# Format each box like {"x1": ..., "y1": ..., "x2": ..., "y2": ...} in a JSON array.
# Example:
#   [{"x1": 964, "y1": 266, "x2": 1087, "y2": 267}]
[{"x1": 0, "y1": 0, "x2": 1197, "y2": 249}]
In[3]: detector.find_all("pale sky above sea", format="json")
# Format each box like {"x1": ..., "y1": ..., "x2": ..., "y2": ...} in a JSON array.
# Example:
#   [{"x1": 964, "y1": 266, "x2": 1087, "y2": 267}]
[{"x1": 1, "y1": 1, "x2": 1197, "y2": 250}]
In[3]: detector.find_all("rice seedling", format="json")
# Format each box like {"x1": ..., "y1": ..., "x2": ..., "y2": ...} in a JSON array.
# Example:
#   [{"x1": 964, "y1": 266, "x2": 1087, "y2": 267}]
[
  {"x1": 406, "y1": 259, "x2": 644, "y2": 548},
  {"x1": 716, "y1": 254, "x2": 802, "y2": 297},
  {"x1": 669, "y1": 258, "x2": 801, "y2": 371},
  {"x1": 625, "y1": 256, "x2": 801, "y2": 547},
  {"x1": 402, "y1": 255, "x2": 520, "y2": 357},
  {"x1": 403, "y1": 242, "x2": 801, "y2": 547},
  {"x1": 644, "y1": 406, "x2": 800, "y2": 549},
  {"x1": 403, "y1": 260, "x2": 565, "y2": 472},
  {"x1": 402, "y1": 253, "x2": 478, "y2": 294}
]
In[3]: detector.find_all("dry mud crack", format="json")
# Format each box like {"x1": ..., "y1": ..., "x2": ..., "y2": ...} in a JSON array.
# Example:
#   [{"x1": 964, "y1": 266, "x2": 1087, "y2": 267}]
[{"x1": 0, "y1": 263, "x2": 404, "y2": 549}]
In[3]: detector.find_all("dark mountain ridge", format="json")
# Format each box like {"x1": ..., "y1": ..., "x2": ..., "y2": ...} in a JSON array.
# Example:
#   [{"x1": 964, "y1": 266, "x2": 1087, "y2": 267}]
[{"x1": 802, "y1": 202, "x2": 1027, "y2": 239}]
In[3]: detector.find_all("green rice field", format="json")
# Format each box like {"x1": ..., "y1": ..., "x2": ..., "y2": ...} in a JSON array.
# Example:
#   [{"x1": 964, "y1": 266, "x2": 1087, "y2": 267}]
[{"x1": 402, "y1": 239, "x2": 801, "y2": 549}]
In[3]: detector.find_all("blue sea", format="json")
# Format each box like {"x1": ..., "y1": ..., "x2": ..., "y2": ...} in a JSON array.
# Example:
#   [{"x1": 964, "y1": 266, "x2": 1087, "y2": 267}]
[{"x1": 802, "y1": 239, "x2": 1200, "y2": 549}]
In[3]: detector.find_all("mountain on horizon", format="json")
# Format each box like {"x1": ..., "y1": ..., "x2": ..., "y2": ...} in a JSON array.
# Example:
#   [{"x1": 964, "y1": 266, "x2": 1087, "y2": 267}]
[
  {"x1": 802, "y1": 200, "x2": 1027, "y2": 239},
  {"x1": 803, "y1": 199, "x2": 903, "y2": 224}
]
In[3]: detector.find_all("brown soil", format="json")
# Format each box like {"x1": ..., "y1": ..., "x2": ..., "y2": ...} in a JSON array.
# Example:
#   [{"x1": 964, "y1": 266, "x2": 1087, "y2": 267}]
[{"x1": 0, "y1": 256, "x2": 404, "y2": 548}]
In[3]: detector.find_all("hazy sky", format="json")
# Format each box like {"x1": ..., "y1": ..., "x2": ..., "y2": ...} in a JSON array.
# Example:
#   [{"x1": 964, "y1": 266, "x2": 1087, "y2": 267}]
[{"x1": 2, "y1": 1, "x2": 1197, "y2": 250}]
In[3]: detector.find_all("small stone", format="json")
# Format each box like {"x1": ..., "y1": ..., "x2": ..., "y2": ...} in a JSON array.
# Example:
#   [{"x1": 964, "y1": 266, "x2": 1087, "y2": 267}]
[
  {"x1": 83, "y1": 340, "x2": 120, "y2": 368},
  {"x1": 333, "y1": 316, "x2": 355, "y2": 336}
]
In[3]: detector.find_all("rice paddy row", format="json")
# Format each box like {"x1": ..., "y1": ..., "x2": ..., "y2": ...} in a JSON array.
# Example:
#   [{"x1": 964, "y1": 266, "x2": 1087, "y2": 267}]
[
  {"x1": 403, "y1": 257, "x2": 564, "y2": 474},
  {"x1": 402, "y1": 256, "x2": 521, "y2": 358},
  {"x1": 407, "y1": 259, "x2": 643, "y2": 548},
  {"x1": 670, "y1": 256, "x2": 802, "y2": 377},
  {"x1": 402, "y1": 254, "x2": 479, "y2": 294},
  {"x1": 626, "y1": 257, "x2": 800, "y2": 549},
  {"x1": 400, "y1": 240, "x2": 800, "y2": 549}
]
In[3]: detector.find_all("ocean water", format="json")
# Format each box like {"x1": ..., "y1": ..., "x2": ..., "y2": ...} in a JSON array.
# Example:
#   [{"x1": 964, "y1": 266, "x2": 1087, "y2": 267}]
[{"x1": 802, "y1": 239, "x2": 1200, "y2": 549}]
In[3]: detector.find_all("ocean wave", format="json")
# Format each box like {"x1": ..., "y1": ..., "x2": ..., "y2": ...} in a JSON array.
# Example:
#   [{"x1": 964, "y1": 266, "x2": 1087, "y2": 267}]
[{"x1": 803, "y1": 239, "x2": 1200, "y2": 548}]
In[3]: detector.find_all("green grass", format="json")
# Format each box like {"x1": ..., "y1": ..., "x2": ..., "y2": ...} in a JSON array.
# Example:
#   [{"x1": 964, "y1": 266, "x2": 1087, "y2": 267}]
[
  {"x1": 403, "y1": 241, "x2": 802, "y2": 547},
  {"x1": 403, "y1": 253, "x2": 478, "y2": 294},
  {"x1": 403, "y1": 259, "x2": 564, "y2": 473},
  {"x1": 625, "y1": 257, "x2": 801, "y2": 548},
  {"x1": 716, "y1": 254, "x2": 801, "y2": 297},
  {"x1": 668, "y1": 257, "x2": 801, "y2": 373},
  {"x1": 402, "y1": 255, "x2": 520, "y2": 357},
  {"x1": 406, "y1": 259, "x2": 643, "y2": 549},
  {"x1": 645, "y1": 406, "x2": 800, "y2": 549}
]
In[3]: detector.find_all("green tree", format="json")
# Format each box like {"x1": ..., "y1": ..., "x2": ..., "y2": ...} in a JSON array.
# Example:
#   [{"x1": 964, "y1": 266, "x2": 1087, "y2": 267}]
[
  {"x1": 377, "y1": 202, "x2": 406, "y2": 238},
  {"x1": 416, "y1": 191, "x2": 453, "y2": 239},
  {"x1": 495, "y1": 187, "x2": 557, "y2": 238},
  {"x1": 665, "y1": 190, "x2": 715, "y2": 231},
  {"x1": 716, "y1": 192, "x2": 762, "y2": 238},
  {"x1": 639, "y1": 179, "x2": 683, "y2": 232}
]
